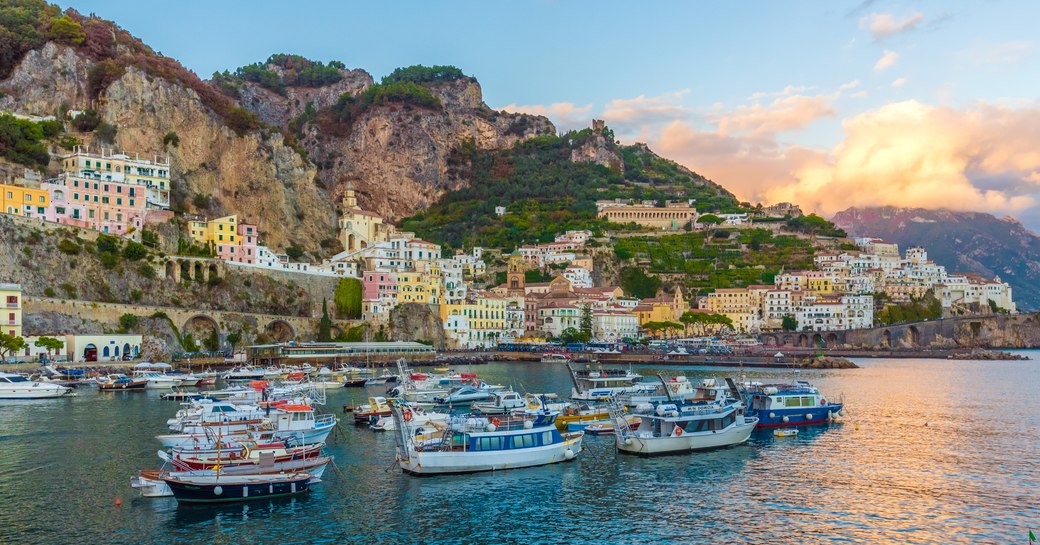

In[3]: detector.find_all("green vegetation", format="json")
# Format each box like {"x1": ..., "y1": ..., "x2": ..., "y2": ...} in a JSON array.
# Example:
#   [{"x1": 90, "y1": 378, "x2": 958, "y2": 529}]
[
  {"x1": 0, "y1": 332, "x2": 27, "y2": 360},
  {"x1": 781, "y1": 315, "x2": 798, "y2": 331},
  {"x1": 317, "y1": 299, "x2": 333, "y2": 342},
  {"x1": 614, "y1": 229, "x2": 815, "y2": 293},
  {"x1": 118, "y1": 313, "x2": 138, "y2": 332},
  {"x1": 382, "y1": 65, "x2": 466, "y2": 85},
  {"x1": 620, "y1": 267, "x2": 662, "y2": 299},
  {"x1": 326, "y1": 81, "x2": 441, "y2": 131},
  {"x1": 57, "y1": 238, "x2": 80, "y2": 255},
  {"x1": 228, "y1": 54, "x2": 344, "y2": 95},
  {"x1": 401, "y1": 129, "x2": 740, "y2": 250},
  {"x1": 679, "y1": 311, "x2": 734, "y2": 336},
  {"x1": 121, "y1": 241, "x2": 146, "y2": 260},
  {"x1": 47, "y1": 14, "x2": 83, "y2": 44},
  {"x1": 786, "y1": 214, "x2": 846, "y2": 239},
  {"x1": 33, "y1": 335, "x2": 64, "y2": 353},
  {"x1": 226, "y1": 330, "x2": 242, "y2": 351},
  {"x1": 0, "y1": 113, "x2": 52, "y2": 169},
  {"x1": 875, "y1": 292, "x2": 942, "y2": 325},
  {"x1": 162, "y1": 131, "x2": 180, "y2": 147},
  {"x1": 334, "y1": 278, "x2": 362, "y2": 319}
]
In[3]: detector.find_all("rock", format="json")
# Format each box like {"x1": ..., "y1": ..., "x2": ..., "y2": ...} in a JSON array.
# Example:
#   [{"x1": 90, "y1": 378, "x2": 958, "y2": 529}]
[
  {"x1": 947, "y1": 348, "x2": 1029, "y2": 361},
  {"x1": 388, "y1": 303, "x2": 446, "y2": 349},
  {"x1": 801, "y1": 356, "x2": 858, "y2": 369}
]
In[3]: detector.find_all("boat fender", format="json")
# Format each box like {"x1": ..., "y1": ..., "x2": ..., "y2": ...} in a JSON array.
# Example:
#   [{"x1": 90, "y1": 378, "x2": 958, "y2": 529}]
[
  {"x1": 491, "y1": 417, "x2": 501, "y2": 427},
  {"x1": 523, "y1": 420, "x2": 534, "y2": 429},
  {"x1": 213, "y1": 486, "x2": 223, "y2": 496},
  {"x1": 623, "y1": 438, "x2": 633, "y2": 446},
  {"x1": 827, "y1": 411, "x2": 833, "y2": 420},
  {"x1": 564, "y1": 448, "x2": 575, "y2": 460},
  {"x1": 782, "y1": 416, "x2": 790, "y2": 423},
  {"x1": 839, "y1": 410, "x2": 845, "y2": 417},
  {"x1": 769, "y1": 412, "x2": 776, "y2": 419},
  {"x1": 805, "y1": 413, "x2": 813, "y2": 420},
  {"x1": 486, "y1": 424, "x2": 497, "y2": 432}
]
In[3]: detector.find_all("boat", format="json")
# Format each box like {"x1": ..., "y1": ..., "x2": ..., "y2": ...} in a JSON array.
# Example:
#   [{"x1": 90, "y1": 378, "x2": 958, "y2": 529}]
[
  {"x1": 745, "y1": 380, "x2": 845, "y2": 428},
  {"x1": 162, "y1": 472, "x2": 312, "y2": 503},
  {"x1": 132, "y1": 370, "x2": 180, "y2": 390},
  {"x1": 353, "y1": 396, "x2": 393, "y2": 425},
  {"x1": 774, "y1": 429, "x2": 799, "y2": 437},
  {"x1": 567, "y1": 363, "x2": 656, "y2": 401},
  {"x1": 611, "y1": 377, "x2": 757, "y2": 456},
  {"x1": 222, "y1": 366, "x2": 267, "y2": 382},
  {"x1": 0, "y1": 372, "x2": 73, "y2": 399},
  {"x1": 584, "y1": 415, "x2": 639, "y2": 436},
  {"x1": 371, "y1": 405, "x2": 447, "y2": 431},
  {"x1": 433, "y1": 384, "x2": 496, "y2": 406},
  {"x1": 540, "y1": 353, "x2": 571, "y2": 363},
  {"x1": 391, "y1": 408, "x2": 584, "y2": 475},
  {"x1": 162, "y1": 441, "x2": 324, "y2": 471},
  {"x1": 97, "y1": 374, "x2": 148, "y2": 391},
  {"x1": 471, "y1": 390, "x2": 527, "y2": 415},
  {"x1": 132, "y1": 456, "x2": 330, "y2": 498}
]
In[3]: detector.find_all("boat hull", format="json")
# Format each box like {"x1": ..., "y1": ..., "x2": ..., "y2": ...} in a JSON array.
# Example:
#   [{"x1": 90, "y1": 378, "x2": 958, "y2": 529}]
[
  {"x1": 163, "y1": 473, "x2": 311, "y2": 503},
  {"x1": 398, "y1": 435, "x2": 583, "y2": 475},
  {"x1": 0, "y1": 384, "x2": 73, "y2": 399},
  {"x1": 617, "y1": 420, "x2": 756, "y2": 456},
  {"x1": 753, "y1": 404, "x2": 844, "y2": 428},
  {"x1": 133, "y1": 458, "x2": 330, "y2": 498}
]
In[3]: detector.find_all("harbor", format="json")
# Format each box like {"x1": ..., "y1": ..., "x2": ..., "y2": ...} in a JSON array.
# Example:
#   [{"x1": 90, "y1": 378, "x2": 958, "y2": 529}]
[{"x1": 0, "y1": 354, "x2": 1037, "y2": 544}]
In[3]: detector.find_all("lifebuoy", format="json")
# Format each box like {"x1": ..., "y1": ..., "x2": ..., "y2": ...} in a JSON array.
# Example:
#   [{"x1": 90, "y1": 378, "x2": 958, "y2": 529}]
[
  {"x1": 402, "y1": 409, "x2": 414, "y2": 422},
  {"x1": 491, "y1": 417, "x2": 501, "y2": 427},
  {"x1": 820, "y1": 398, "x2": 827, "y2": 406},
  {"x1": 674, "y1": 426, "x2": 684, "y2": 437}
]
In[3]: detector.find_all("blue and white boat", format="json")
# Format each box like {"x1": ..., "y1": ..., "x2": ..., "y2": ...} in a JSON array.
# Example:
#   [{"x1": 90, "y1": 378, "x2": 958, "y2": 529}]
[
  {"x1": 391, "y1": 409, "x2": 583, "y2": 475},
  {"x1": 432, "y1": 384, "x2": 497, "y2": 405},
  {"x1": 745, "y1": 380, "x2": 844, "y2": 428}
]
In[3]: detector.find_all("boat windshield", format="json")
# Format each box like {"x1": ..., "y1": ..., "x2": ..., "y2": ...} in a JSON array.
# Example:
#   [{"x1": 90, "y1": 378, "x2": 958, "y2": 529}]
[{"x1": 4, "y1": 375, "x2": 29, "y2": 383}]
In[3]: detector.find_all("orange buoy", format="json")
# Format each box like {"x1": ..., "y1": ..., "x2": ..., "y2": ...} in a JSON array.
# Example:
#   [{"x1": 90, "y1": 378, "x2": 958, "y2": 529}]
[{"x1": 115, "y1": 498, "x2": 122, "y2": 507}]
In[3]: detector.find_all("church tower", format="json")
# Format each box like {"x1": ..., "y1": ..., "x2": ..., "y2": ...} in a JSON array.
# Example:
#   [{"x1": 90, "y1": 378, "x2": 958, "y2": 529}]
[
  {"x1": 507, "y1": 255, "x2": 525, "y2": 294},
  {"x1": 342, "y1": 183, "x2": 358, "y2": 209}
]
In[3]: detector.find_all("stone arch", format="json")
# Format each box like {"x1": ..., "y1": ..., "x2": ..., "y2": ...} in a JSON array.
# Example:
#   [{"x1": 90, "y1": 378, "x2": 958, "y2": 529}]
[
  {"x1": 826, "y1": 333, "x2": 839, "y2": 347},
  {"x1": 907, "y1": 326, "x2": 921, "y2": 347},
  {"x1": 183, "y1": 314, "x2": 221, "y2": 351},
  {"x1": 165, "y1": 260, "x2": 176, "y2": 281},
  {"x1": 782, "y1": 335, "x2": 793, "y2": 346},
  {"x1": 882, "y1": 329, "x2": 892, "y2": 348},
  {"x1": 180, "y1": 260, "x2": 191, "y2": 281},
  {"x1": 798, "y1": 334, "x2": 809, "y2": 347},
  {"x1": 265, "y1": 320, "x2": 295, "y2": 342},
  {"x1": 761, "y1": 334, "x2": 778, "y2": 346},
  {"x1": 208, "y1": 263, "x2": 218, "y2": 280},
  {"x1": 347, "y1": 233, "x2": 356, "y2": 251},
  {"x1": 812, "y1": 333, "x2": 824, "y2": 348},
  {"x1": 194, "y1": 262, "x2": 204, "y2": 282}
]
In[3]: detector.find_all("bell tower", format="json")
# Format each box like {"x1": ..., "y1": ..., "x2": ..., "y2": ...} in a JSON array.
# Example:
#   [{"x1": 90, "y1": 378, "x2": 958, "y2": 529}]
[
  {"x1": 507, "y1": 256, "x2": 525, "y2": 294},
  {"x1": 342, "y1": 183, "x2": 358, "y2": 209}
]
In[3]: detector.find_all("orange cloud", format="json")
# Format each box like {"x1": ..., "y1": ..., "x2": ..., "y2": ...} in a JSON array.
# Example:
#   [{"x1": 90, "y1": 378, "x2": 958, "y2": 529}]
[
  {"x1": 860, "y1": 12, "x2": 924, "y2": 40},
  {"x1": 600, "y1": 91, "x2": 690, "y2": 132},
  {"x1": 874, "y1": 50, "x2": 899, "y2": 71},
  {"x1": 713, "y1": 94, "x2": 835, "y2": 137}
]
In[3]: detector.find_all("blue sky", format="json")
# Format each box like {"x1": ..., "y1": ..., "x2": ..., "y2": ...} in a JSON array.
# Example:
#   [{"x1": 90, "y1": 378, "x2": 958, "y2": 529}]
[{"x1": 66, "y1": 0, "x2": 1040, "y2": 226}]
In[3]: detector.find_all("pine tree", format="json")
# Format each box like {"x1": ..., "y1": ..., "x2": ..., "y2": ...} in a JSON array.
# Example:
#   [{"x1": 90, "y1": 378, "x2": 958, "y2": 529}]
[{"x1": 318, "y1": 298, "x2": 333, "y2": 342}]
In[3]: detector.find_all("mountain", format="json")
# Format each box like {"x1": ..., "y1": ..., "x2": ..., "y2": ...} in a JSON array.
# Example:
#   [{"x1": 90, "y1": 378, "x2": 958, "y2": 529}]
[{"x1": 831, "y1": 206, "x2": 1040, "y2": 311}]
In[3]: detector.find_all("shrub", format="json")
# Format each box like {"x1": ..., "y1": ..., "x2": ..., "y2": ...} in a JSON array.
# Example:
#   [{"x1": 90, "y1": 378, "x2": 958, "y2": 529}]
[
  {"x1": 44, "y1": 287, "x2": 55, "y2": 297},
  {"x1": 162, "y1": 131, "x2": 179, "y2": 147},
  {"x1": 71, "y1": 109, "x2": 101, "y2": 132},
  {"x1": 122, "y1": 241, "x2": 147, "y2": 261},
  {"x1": 191, "y1": 193, "x2": 211, "y2": 210},
  {"x1": 60, "y1": 283, "x2": 77, "y2": 298},
  {"x1": 118, "y1": 313, "x2": 139, "y2": 332},
  {"x1": 96, "y1": 234, "x2": 120, "y2": 253},
  {"x1": 137, "y1": 263, "x2": 155, "y2": 278},
  {"x1": 87, "y1": 59, "x2": 125, "y2": 98},
  {"x1": 285, "y1": 246, "x2": 304, "y2": 260},
  {"x1": 57, "y1": 135, "x2": 81, "y2": 150},
  {"x1": 95, "y1": 121, "x2": 118, "y2": 144},
  {"x1": 49, "y1": 15, "x2": 85, "y2": 45},
  {"x1": 99, "y1": 252, "x2": 119, "y2": 269},
  {"x1": 57, "y1": 239, "x2": 81, "y2": 255},
  {"x1": 130, "y1": 289, "x2": 142, "y2": 302}
]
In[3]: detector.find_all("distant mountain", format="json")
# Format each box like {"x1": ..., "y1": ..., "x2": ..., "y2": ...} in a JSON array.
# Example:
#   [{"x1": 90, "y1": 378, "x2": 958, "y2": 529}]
[{"x1": 831, "y1": 207, "x2": 1040, "y2": 311}]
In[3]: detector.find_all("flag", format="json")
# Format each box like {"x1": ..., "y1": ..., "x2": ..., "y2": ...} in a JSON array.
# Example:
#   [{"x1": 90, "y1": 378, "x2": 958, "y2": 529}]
[{"x1": 1030, "y1": 530, "x2": 1036, "y2": 543}]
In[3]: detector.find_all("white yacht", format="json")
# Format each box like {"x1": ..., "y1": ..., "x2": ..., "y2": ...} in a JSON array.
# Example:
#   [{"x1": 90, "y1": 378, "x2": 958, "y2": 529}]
[
  {"x1": 567, "y1": 364, "x2": 657, "y2": 401},
  {"x1": 0, "y1": 372, "x2": 73, "y2": 399},
  {"x1": 132, "y1": 370, "x2": 180, "y2": 390}
]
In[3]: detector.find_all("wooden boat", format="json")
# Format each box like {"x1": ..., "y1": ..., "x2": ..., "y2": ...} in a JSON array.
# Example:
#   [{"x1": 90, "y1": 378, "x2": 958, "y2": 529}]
[
  {"x1": 132, "y1": 456, "x2": 331, "y2": 497},
  {"x1": 162, "y1": 472, "x2": 312, "y2": 503},
  {"x1": 353, "y1": 396, "x2": 393, "y2": 424},
  {"x1": 97, "y1": 374, "x2": 148, "y2": 391},
  {"x1": 164, "y1": 441, "x2": 324, "y2": 470}
]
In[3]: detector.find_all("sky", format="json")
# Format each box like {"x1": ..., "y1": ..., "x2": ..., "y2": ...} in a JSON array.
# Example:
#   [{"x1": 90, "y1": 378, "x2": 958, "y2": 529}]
[{"x1": 66, "y1": 0, "x2": 1040, "y2": 227}]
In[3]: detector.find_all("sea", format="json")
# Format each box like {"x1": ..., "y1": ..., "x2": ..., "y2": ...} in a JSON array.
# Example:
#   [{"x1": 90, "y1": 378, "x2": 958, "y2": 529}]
[{"x1": 0, "y1": 354, "x2": 1037, "y2": 545}]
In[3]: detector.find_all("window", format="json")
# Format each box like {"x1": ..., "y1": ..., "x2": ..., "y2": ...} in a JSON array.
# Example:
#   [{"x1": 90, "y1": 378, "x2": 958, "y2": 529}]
[
  {"x1": 129, "y1": 199, "x2": 134, "y2": 207},
  {"x1": 542, "y1": 431, "x2": 553, "y2": 445}
]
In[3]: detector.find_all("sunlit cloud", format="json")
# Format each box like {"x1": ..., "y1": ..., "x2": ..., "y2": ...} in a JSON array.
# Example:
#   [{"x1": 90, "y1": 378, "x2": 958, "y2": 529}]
[
  {"x1": 891, "y1": 77, "x2": 908, "y2": 88},
  {"x1": 499, "y1": 101, "x2": 592, "y2": 132},
  {"x1": 600, "y1": 90, "x2": 691, "y2": 133},
  {"x1": 860, "y1": 12, "x2": 924, "y2": 40},
  {"x1": 874, "y1": 50, "x2": 899, "y2": 71},
  {"x1": 713, "y1": 94, "x2": 835, "y2": 138}
]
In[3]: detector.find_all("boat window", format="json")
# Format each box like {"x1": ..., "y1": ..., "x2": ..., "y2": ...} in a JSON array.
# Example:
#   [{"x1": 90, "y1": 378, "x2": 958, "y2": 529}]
[
  {"x1": 0, "y1": 377, "x2": 9, "y2": 383},
  {"x1": 542, "y1": 431, "x2": 553, "y2": 445},
  {"x1": 690, "y1": 419, "x2": 708, "y2": 433},
  {"x1": 8, "y1": 376, "x2": 28, "y2": 383},
  {"x1": 488, "y1": 437, "x2": 501, "y2": 450},
  {"x1": 478, "y1": 438, "x2": 491, "y2": 451},
  {"x1": 708, "y1": 418, "x2": 721, "y2": 431},
  {"x1": 511, "y1": 436, "x2": 524, "y2": 449},
  {"x1": 722, "y1": 414, "x2": 735, "y2": 428},
  {"x1": 523, "y1": 435, "x2": 534, "y2": 448}
]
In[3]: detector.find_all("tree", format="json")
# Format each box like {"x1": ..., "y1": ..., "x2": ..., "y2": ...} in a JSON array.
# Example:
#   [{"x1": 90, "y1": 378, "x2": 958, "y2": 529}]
[
  {"x1": 121, "y1": 241, "x2": 147, "y2": 261},
  {"x1": 679, "y1": 311, "x2": 734, "y2": 337},
  {"x1": 559, "y1": 327, "x2": 588, "y2": 344},
  {"x1": 226, "y1": 330, "x2": 241, "y2": 351},
  {"x1": 317, "y1": 298, "x2": 333, "y2": 342},
  {"x1": 0, "y1": 333, "x2": 27, "y2": 360},
  {"x1": 334, "y1": 278, "x2": 362, "y2": 319},
  {"x1": 163, "y1": 131, "x2": 180, "y2": 147},
  {"x1": 580, "y1": 304, "x2": 593, "y2": 340},
  {"x1": 118, "y1": 313, "x2": 139, "y2": 332},
  {"x1": 49, "y1": 16, "x2": 85, "y2": 45},
  {"x1": 697, "y1": 214, "x2": 724, "y2": 247},
  {"x1": 34, "y1": 336, "x2": 64, "y2": 357},
  {"x1": 203, "y1": 329, "x2": 220, "y2": 352},
  {"x1": 781, "y1": 315, "x2": 798, "y2": 331},
  {"x1": 620, "y1": 267, "x2": 661, "y2": 299}
]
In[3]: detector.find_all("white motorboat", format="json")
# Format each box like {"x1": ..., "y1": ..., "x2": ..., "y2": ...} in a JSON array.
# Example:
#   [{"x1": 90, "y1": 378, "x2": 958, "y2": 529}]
[
  {"x1": 472, "y1": 390, "x2": 527, "y2": 415},
  {"x1": 372, "y1": 405, "x2": 447, "y2": 431},
  {"x1": 567, "y1": 363, "x2": 657, "y2": 401},
  {"x1": 222, "y1": 366, "x2": 267, "y2": 382},
  {"x1": 0, "y1": 372, "x2": 73, "y2": 399},
  {"x1": 132, "y1": 370, "x2": 180, "y2": 390},
  {"x1": 612, "y1": 396, "x2": 757, "y2": 456}
]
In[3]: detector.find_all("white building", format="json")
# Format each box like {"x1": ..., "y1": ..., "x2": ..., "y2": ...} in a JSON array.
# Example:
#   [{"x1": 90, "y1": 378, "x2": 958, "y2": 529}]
[
  {"x1": 593, "y1": 309, "x2": 639, "y2": 341},
  {"x1": 494, "y1": 206, "x2": 507, "y2": 216},
  {"x1": 562, "y1": 266, "x2": 593, "y2": 289},
  {"x1": 795, "y1": 295, "x2": 873, "y2": 332}
]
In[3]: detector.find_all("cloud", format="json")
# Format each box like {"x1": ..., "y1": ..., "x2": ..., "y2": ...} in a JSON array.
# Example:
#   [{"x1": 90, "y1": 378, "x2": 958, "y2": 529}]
[
  {"x1": 499, "y1": 102, "x2": 592, "y2": 132},
  {"x1": 957, "y1": 40, "x2": 1033, "y2": 66},
  {"x1": 713, "y1": 94, "x2": 836, "y2": 138},
  {"x1": 600, "y1": 91, "x2": 690, "y2": 134},
  {"x1": 642, "y1": 101, "x2": 1040, "y2": 223},
  {"x1": 874, "y1": 50, "x2": 899, "y2": 71},
  {"x1": 763, "y1": 101, "x2": 1040, "y2": 216},
  {"x1": 860, "y1": 12, "x2": 924, "y2": 40},
  {"x1": 837, "y1": 80, "x2": 861, "y2": 93},
  {"x1": 891, "y1": 77, "x2": 908, "y2": 88}
]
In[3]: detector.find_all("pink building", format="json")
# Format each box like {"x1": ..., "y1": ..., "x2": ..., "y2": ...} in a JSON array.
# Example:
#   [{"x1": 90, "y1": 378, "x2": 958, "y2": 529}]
[
  {"x1": 44, "y1": 175, "x2": 148, "y2": 235},
  {"x1": 216, "y1": 222, "x2": 258, "y2": 264},
  {"x1": 363, "y1": 270, "x2": 397, "y2": 301}
]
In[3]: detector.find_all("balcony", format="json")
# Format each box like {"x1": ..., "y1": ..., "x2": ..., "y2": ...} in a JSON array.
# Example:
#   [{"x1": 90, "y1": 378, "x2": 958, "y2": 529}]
[{"x1": 6, "y1": 302, "x2": 18, "y2": 308}]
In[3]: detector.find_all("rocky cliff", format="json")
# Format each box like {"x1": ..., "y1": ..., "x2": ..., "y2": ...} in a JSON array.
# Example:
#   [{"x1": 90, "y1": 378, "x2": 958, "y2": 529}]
[{"x1": 832, "y1": 206, "x2": 1040, "y2": 311}]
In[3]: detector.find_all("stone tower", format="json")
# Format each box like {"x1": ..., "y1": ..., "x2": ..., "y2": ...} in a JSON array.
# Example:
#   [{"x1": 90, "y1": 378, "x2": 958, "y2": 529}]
[
  {"x1": 507, "y1": 255, "x2": 525, "y2": 294},
  {"x1": 342, "y1": 183, "x2": 358, "y2": 209}
]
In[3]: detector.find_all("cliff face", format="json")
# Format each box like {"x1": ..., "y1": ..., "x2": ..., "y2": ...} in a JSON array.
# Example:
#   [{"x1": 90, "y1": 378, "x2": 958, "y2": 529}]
[
  {"x1": 832, "y1": 206, "x2": 1040, "y2": 311},
  {"x1": 0, "y1": 42, "x2": 336, "y2": 253},
  {"x1": 239, "y1": 76, "x2": 555, "y2": 222}
]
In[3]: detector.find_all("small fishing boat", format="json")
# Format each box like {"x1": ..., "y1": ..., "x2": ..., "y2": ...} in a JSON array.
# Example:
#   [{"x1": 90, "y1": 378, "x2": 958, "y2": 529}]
[
  {"x1": 745, "y1": 380, "x2": 845, "y2": 428},
  {"x1": 613, "y1": 398, "x2": 757, "y2": 456},
  {"x1": 0, "y1": 372, "x2": 73, "y2": 399},
  {"x1": 97, "y1": 374, "x2": 148, "y2": 391},
  {"x1": 372, "y1": 405, "x2": 447, "y2": 431},
  {"x1": 433, "y1": 385, "x2": 496, "y2": 406},
  {"x1": 353, "y1": 396, "x2": 393, "y2": 425},
  {"x1": 222, "y1": 366, "x2": 267, "y2": 382},
  {"x1": 584, "y1": 415, "x2": 638, "y2": 436},
  {"x1": 391, "y1": 409, "x2": 583, "y2": 475},
  {"x1": 162, "y1": 472, "x2": 312, "y2": 503},
  {"x1": 132, "y1": 456, "x2": 330, "y2": 498},
  {"x1": 472, "y1": 390, "x2": 526, "y2": 415},
  {"x1": 132, "y1": 370, "x2": 180, "y2": 390},
  {"x1": 567, "y1": 363, "x2": 656, "y2": 401}
]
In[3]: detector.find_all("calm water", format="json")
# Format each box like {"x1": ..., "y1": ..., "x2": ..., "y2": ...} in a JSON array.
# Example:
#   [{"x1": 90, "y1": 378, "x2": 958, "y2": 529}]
[{"x1": 1, "y1": 355, "x2": 1038, "y2": 544}]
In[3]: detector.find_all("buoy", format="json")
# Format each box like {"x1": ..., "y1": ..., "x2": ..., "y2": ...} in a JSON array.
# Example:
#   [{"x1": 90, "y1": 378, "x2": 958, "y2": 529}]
[
  {"x1": 782, "y1": 416, "x2": 790, "y2": 423},
  {"x1": 114, "y1": 498, "x2": 122, "y2": 507},
  {"x1": 486, "y1": 423, "x2": 497, "y2": 432},
  {"x1": 769, "y1": 412, "x2": 776, "y2": 419},
  {"x1": 523, "y1": 420, "x2": 534, "y2": 429},
  {"x1": 806, "y1": 413, "x2": 813, "y2": 420},
  {"x1": 564, "y1": 448, "x2": 575, "y2": 460}
]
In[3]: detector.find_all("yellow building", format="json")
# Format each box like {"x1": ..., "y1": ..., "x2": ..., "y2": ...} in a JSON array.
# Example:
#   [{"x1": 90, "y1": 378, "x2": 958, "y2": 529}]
[
  {"x1": 0, "y1": 183, "x2": 49, "y2": 218},
  {"x1": 440, "y1": 295, "x2": 507, "y2": 349},
  {"x1": 338, "y1": 185, "x2": 401, "y2": 252},
  {"x1": 807, "y1": 275, "x2": 836, "y2": 294},
  {"x1": 706, "y1": 288, "x2": 758, "y2": 332},
  {"x1": 0, "y1": 283, "x2": 22, "y2": 338},
  {"x1": 396, "y1": 271, "x2": 441, "y2": 305},
  {"x1": 633, "y1": 301, "x2": 674, "y2": 326}
]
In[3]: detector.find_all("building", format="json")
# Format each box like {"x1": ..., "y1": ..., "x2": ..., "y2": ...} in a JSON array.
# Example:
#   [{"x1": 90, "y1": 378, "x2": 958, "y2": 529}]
[
  {"x1": 66, "y1": 334, "x2": 143, "y2": 362},
  {"x1": 705, "y1": 288, "x2": 757, "y2": 332},
  {"x1": 0, "y1": 183, "x2": 48, "y2": 219},
  {"x1": 0, "y1": 283, "x2": 22, "y2": 338},
  {"x1": 189, "y1": 215, "x2": 258, "y2": 264},
  {"x1": 247, "y1": 341, "x2": 435, "y2": 365},
  {"x1": 562, "y1": 266, "x2": 593, "y2": 289},
  {"x1": 61, "y1": 147, "x2": 170, "y2": 209},
  {"x1": 596, "y1": 199, "x2": 698, "y2": 230},
  {"x1": 338, "y1": 185, "x2": 401, "y2": 252},
  {"x1": 494, "y1": 206, "x2": 507, "y2": 216},
  {"x1": 761, "y1": 202, "x2": 803, "y2": 218},
  {"x1": 440, "y1": 294, "x2": 507, "y2": 349},
  {"x1": 795, "y1": 295, "x2": 873, "y2": 332},
  {"x1": 593, "y1": 308, "x2": 639, "y2": 341}
]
